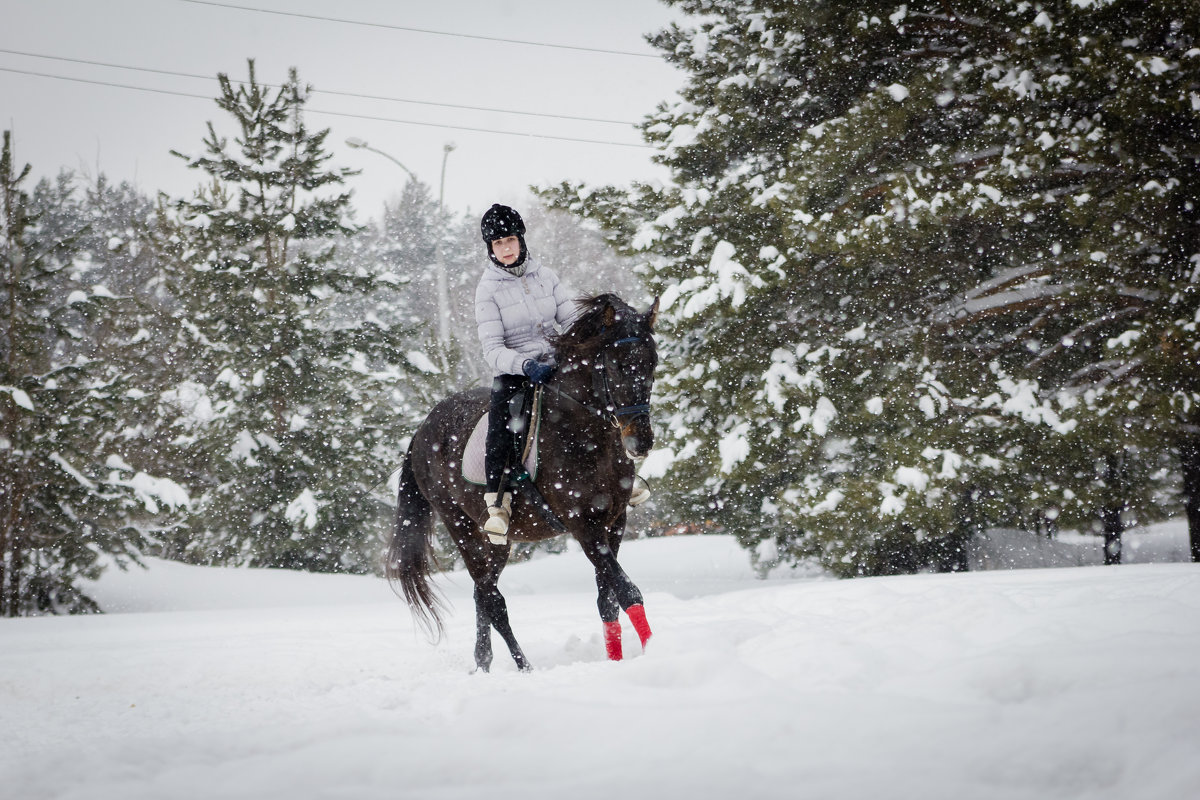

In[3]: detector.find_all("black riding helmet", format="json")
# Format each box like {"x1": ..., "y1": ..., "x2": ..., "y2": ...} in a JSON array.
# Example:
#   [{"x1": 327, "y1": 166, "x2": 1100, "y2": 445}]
[{"x1": 480, "y1": 203, "x2": 528, "y2": 273}]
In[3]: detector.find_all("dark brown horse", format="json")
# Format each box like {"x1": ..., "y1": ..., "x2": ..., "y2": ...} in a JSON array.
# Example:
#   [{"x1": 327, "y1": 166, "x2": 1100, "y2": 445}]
[{"x1": 386, "y1": 294, "x2": 659, "y2": 671}]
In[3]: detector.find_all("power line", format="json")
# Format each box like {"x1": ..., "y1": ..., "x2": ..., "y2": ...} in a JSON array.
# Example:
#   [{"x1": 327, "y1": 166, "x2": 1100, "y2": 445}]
[
  {"x1": 0, "y1": 65, "x2": 211, "y2": 101},
  {"x1": 306, "y1": 106, "x2": 649, "y2": 148},
  {"x1": 176, "y1": 0, "x2": 661, "y2": 59},
  {"x1": 0, "y1": 47, "x2": 640, "y2": 126},
  {"x1": 0, "y1": 65, "x2": 652, "y2": 149}
]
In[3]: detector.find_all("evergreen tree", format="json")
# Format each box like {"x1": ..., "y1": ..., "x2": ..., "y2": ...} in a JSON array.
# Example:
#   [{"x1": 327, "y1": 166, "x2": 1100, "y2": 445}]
[
  {"x1": 163, "y1": 63, "x2": 425, "y2": 572},
  {"x1": 334, "y1": 180, "x2": 485, "y2": 401},
  {"x1": 1, "y1": 133, "x2": 184, "y2": 615},
  {"x1": 546, "y1": 0, "x2": 1200, "y2": 572},
  {"x1": 773, "y1": 0, "x2": 1200, "y2": 562},
  {"x1": 375, "y1": 182, "x2": 445, "y2": 330}
]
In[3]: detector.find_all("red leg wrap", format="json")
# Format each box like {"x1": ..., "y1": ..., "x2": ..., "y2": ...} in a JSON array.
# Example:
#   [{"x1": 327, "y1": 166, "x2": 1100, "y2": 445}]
[
  {"x1": 627, "y1": 604, "x2": 652, "y2": 649},
  {"x1": 603, "y1": 620, "x2": 623, "y2": 661}
]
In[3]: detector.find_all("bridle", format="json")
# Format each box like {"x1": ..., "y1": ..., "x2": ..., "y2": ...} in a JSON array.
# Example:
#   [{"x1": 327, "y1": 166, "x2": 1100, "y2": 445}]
[
  {"x1": 545, "y1": 335, "x2": 653, "y2": 430},
  {"x1": 597, "y1": 336, "x2": 652, "y2": 428}
]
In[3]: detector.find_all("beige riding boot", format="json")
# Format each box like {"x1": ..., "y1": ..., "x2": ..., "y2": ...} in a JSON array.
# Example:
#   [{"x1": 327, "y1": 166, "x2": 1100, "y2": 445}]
[
  {"x1": 628, "y1": 477, "x2": 651, "y2": 507},
  {"x1": 483, "y1": 492, "x2": 513, "y2": 544}
]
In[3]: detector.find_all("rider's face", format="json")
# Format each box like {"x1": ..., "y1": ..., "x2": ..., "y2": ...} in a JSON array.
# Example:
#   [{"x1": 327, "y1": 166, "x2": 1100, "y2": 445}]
[{"x1": 490, "y1": 235, "x2": 521, "y2": 265}]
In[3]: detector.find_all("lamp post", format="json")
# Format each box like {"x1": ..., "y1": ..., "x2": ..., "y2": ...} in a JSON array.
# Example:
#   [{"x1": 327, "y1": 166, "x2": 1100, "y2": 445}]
[
  {"x1": 346, "y1": 137, "x2": 454, "y2": 346},
  {"x1": 433, "y1": 142, "x2": 456, "y2": 348}
]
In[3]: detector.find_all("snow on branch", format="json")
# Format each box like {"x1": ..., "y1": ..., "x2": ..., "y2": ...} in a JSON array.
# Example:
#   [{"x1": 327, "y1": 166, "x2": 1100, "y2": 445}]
[
  {"x1": 1027, "y1": 306, "x2": 1145, "y2": 370},
  {"x1": 50, "y1": 452, "x2": 97, "y2": 491},
  {"x1": 931, "y1": 281, "x2": 1071, "y2": 328}
]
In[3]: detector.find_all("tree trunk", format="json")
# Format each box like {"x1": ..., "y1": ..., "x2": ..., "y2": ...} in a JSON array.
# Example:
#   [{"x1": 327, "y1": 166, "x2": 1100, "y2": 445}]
[
  {"x1": 1101, "y1": 504, "x2": 1124, "y2": 566},
  {"x1": 1, "y1": 482, "x2": 16, "y2": 617},
  {"x1": 1101, "y1": 453, "x2": 1126, "y2": 566},
  {"x1": 1182, "y1": 434, "x2": 1200, "y2": 563},
  {"x1": 943, "y1": 484, "x2": 979, "y2": 572},
  {"x1": 1, "y1": 525, "x2": 21, "y2": 617}
]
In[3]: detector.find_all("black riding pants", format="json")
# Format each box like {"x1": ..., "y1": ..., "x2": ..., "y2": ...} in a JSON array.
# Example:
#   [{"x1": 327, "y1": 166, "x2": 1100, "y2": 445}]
[{"x1": 485, "y1": 373, "x2": 531, "y2": 495}]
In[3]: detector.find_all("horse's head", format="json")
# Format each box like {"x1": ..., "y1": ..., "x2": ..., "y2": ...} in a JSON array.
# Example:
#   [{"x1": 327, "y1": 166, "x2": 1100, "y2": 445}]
[{"x1": 554, "y1": 294, "x2": 660, "y2": 460}]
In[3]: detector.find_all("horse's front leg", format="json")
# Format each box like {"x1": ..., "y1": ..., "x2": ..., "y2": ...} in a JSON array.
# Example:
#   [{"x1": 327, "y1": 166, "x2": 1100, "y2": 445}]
[
  {"x1": 580, "y1": 520, "x2": 652, "y2": 661},
  {"x1": 597, "y1": 583, "x2": 622, "y2": 661}
]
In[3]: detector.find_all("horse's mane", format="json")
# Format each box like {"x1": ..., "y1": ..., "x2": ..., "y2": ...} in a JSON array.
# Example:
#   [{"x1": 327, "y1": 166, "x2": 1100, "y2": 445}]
[{"x1": 552, "y1": 293, "x2": 644, "y2": 360}]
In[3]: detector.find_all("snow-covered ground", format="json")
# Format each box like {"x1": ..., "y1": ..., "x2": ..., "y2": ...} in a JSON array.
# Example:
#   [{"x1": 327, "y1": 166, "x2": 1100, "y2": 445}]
[{"x1": 3, "y1": 525, "x2": 1199, "y2": 800}]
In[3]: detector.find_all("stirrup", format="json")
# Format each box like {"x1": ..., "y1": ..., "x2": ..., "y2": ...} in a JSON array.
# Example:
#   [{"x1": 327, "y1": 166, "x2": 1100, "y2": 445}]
[
  {"x1": 628, "y1": 477, "x2": 651, "y2": 507},
  {"x1": 483, "y1": 492, "x2": 512, "y2": 544}
]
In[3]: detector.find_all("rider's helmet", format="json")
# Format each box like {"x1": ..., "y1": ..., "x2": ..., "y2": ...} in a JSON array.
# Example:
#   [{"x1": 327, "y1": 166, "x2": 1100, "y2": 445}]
[
  {"x1": 480, "y1": 203, "x2": 525, "y2": 242},
  {"x1": 480, "y1": 204, "x2": 529, "y2": 274}
]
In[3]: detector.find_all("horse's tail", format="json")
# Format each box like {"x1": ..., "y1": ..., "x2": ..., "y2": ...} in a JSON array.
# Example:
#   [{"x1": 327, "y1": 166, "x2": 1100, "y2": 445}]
[{"x1": 385, "y1": 447, "x2": 445, "y2": 639}]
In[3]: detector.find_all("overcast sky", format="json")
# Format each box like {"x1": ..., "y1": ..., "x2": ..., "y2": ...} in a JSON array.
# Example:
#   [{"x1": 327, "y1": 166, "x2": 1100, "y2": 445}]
[{"x1": 2, "y1": 0, "x2": 685, "y2": 221}]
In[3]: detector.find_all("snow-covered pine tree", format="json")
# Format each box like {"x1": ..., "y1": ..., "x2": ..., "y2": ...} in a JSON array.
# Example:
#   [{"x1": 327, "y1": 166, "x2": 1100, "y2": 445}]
[
  {"x1": 69, "y1": 178, "x2": 190, "y2": 495},
  {"x1": 547, "y1": 0, "x2": 1199, "y2": 571},
  {"x1": 547, "y1": 1, "x2": 987, "y2": 570},
  {"x1": 1, "y1": 133, "x2": 186, "y2": 615},
  {"x1": 375, "y1": 182, "x2": 444, "y2": 330},
  {"x1": 797, "y1": 0, "x2": 1200, "y2": 560},
  {"x1": 163, "y1": 63, "x2": 422, "y2": 572}
]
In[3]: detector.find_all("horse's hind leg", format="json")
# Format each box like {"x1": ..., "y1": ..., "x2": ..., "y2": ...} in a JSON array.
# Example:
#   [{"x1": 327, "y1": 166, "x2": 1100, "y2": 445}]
[
  {"x1": 474, "y1": 577, "x2": 531, "y2": 672},
  {"x1": 456, "y1": 516, "x2": 531, "y2": 673},
  {"x1": 473, "y1": 595, "x2": 493, "y2": 673}
]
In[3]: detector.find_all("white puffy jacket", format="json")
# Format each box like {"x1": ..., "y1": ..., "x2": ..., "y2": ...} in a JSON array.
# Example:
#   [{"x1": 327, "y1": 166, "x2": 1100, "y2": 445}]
[{"x1": 475, "y1": 257, "x2": 577, "y2": 376}]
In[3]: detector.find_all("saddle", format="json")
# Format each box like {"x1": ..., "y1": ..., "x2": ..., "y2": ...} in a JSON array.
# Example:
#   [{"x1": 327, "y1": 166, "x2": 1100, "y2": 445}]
[{"x1": 462, "y1": 386, "x2": 543, "y2": 486}]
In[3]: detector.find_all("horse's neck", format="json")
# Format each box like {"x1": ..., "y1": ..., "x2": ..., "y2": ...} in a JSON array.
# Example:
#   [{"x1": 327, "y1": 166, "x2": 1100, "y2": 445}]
[
  {"x1": 555, "y1": 359, "x2": 597, "y2": 404},
  {"x1": 541, "y1": 356, "x2": 630, "y2": 492},
  {"x1": 550, "y1": 359, "x2": 611, "y2": 435}
]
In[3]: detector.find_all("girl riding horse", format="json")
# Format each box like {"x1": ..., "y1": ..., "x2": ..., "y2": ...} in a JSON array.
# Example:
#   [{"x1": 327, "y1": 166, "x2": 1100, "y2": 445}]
[
  {"x1": 474, "y1": 204, "x2": 648, "y2": 542},
  {"x1": 389, "y1": 271, "x2": 660, "y2": 670}
]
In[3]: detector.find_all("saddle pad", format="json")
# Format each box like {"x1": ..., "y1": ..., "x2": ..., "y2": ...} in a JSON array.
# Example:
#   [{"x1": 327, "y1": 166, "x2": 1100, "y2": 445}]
[{"x1": 462, "y1": 401, "x2": 541, "y2": 486}]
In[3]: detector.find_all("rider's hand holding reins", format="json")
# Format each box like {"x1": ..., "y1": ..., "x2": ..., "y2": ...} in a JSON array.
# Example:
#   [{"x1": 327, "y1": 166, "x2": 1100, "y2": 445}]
[{"x1": 522, "y1": 359, "x2": 556, "y2": 384}]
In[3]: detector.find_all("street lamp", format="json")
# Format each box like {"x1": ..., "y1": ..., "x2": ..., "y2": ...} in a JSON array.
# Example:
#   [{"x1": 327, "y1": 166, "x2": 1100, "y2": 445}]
[
  {"x1": 344, "y1": 137, "x2": 417, "y2": 183},
  {"x1": 346, "y1": 137, "x2": 454, "y2": 347},
  {"x1": 438, "y1": 142, "x2": 456, "y2": 213}
]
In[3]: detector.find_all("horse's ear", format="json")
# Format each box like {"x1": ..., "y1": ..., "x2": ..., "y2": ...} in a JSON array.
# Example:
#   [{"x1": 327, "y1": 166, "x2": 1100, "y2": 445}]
[
  {"x1": 603, "y1": 303, "x2": 617, "y2": 327},
  {"x1": 646, "y1": 296, "x2": 660, "y2": 330}
]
